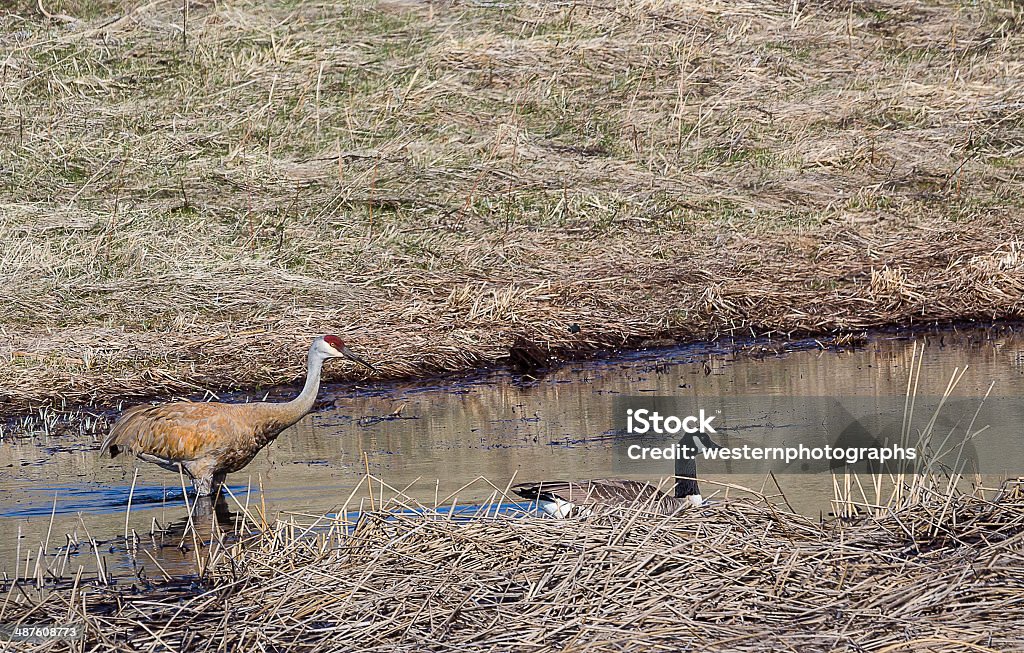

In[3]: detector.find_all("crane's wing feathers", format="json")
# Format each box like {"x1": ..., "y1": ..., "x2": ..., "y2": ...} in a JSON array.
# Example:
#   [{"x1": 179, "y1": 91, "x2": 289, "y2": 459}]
[{"x1": 102, "y1": 402, "x2": 270, "y2": 463}]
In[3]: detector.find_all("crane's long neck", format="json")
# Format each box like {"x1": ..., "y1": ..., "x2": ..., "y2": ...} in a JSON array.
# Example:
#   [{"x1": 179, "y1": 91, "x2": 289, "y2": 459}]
[
  {"x1": 674, "y1": 443, "x2": 700, "y2": 499},
  {"x1": 275, "y1": 347, "x2": 325, "y2": 428}
]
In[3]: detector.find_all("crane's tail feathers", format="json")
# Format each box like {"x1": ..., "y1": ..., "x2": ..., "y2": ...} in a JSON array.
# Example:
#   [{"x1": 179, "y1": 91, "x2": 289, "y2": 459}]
[
  {"x1": 102, "y1": 404, "x2": 154, "y2": 458},
  {"x1": 100, "y1": 431, "x2": 124, "y2": 457}
]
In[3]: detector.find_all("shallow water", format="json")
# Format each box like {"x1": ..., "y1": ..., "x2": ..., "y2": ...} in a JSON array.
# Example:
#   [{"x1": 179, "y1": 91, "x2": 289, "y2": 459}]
[{"x1": 2, "y1": 325, "x2": 1024, "y2": 581}]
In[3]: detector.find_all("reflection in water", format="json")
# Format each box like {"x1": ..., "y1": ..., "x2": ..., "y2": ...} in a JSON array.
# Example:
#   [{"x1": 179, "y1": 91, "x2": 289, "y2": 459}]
[{"x1": 1, "y1": 325, "x2": 1023, "y2": 579}]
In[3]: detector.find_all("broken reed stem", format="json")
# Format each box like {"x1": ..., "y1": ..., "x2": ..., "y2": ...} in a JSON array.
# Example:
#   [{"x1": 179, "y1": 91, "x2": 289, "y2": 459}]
[
  {"x1": 363, "y1": 451, "x2": 375, "y2": 512},
  {"x1": 124, "y1": 468, "x2": 139, "y2": 542}
]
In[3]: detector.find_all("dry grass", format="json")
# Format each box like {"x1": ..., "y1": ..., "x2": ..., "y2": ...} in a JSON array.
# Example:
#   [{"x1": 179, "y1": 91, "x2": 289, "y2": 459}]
[
  {"x1": 3, "y1": 475, "x2": 1023, "y2": 652},
  {"x1": 2, "y1": 0, "x2": 1023, "y2": 414}
]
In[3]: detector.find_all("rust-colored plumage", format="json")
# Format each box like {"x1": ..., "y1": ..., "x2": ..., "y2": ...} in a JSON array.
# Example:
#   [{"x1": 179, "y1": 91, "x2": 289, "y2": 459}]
[{"x1": 101, "y1": 335, "x2": 376, "y2": 498}]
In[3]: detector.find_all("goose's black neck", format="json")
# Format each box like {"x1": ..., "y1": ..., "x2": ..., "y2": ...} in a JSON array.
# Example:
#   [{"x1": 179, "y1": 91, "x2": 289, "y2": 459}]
[{"x1": 673, "y1": 444, "x2": 700, "y2": 498}]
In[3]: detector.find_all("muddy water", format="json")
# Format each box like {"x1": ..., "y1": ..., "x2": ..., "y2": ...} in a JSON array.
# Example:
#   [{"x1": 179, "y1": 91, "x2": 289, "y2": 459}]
[{"x1": 2, "y1": 326, "x2": 1024, "y2": 580}]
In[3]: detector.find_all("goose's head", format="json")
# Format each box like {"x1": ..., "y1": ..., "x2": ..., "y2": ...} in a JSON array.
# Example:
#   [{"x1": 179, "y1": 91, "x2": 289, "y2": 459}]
[{"x1": 681, "y1": 431, "x2": 723, "y2": 455}]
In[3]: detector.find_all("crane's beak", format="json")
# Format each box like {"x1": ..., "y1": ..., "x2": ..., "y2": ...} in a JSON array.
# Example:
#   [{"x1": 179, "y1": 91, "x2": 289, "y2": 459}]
[{"x1": 340, "y1": 346, "x2": 378, "y2": 373}]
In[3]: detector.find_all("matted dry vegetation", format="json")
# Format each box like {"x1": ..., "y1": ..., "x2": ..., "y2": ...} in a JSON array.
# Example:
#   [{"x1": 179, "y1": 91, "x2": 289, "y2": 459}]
[
  {"x1": 3, "y1": 475, "x2": 1024, "y2": 652},
  {"x1": 1, "y1": 0, "x2": 1023, "y2": 414}
]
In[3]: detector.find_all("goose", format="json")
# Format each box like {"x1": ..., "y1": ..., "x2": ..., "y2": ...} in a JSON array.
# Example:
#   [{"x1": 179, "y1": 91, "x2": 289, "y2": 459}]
[{"x1": 513, "y1": 431, "x2": 722, "y2": 517}]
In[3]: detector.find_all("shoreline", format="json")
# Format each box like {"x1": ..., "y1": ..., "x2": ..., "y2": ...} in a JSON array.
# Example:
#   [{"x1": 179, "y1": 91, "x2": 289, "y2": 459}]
[{"x1": 2, "y1": 318, "x2": 1020, "y2": 425}]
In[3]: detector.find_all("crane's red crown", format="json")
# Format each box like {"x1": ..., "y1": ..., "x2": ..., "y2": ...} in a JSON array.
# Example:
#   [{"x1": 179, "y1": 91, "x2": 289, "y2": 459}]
[{"x1": 323, "y1": 335, "x2": 345, "y2": 351}]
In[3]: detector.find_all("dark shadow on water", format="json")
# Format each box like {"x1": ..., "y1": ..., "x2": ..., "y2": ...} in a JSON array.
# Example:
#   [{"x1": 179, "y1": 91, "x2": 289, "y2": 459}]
[{"x1": 161, "y1": 499, "x2": 241, "y2": 538}]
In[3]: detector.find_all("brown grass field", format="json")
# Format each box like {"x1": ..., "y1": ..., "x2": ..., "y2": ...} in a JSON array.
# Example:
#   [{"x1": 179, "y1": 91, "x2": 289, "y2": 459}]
[{"x1": 1, "y1": 0, "x2": 1023, "y2": 415}]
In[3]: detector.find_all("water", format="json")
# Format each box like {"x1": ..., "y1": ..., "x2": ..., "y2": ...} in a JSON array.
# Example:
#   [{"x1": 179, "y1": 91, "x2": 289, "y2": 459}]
[{"x1": 2, "y1": 325, "x2": 1023, "y2": 580}]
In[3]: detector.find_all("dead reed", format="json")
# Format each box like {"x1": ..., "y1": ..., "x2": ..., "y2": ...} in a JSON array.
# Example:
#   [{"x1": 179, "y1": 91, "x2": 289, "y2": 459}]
[
  {"x1": 2, "y1": 472, "x2": 1022, "y2": 652},
  {"x1": 1, "y1": 0, "x2": 1023, "y2": 417}
]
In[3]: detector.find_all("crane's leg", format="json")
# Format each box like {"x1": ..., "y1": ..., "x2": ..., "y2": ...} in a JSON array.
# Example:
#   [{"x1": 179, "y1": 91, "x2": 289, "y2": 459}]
[
  {"x1": 185, "y1": 459, "x2": 219, "y2": 498},
  {"x1": 191, "y1": 475, "x2": 213, "y2": 497},
  {"x1": 209, "y1": 472, "x2": 236, "y2": 524},
  {"x1": 210, "y1": 471, "x2": 227, "y2": 503}
]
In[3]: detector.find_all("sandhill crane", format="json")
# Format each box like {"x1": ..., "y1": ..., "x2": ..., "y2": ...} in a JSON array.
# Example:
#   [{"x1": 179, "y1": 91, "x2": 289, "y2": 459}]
[
  {"x1": 513, "y1": 431, "x2": 722, "y2": 517},
  {"x1": 102, "y1": 335, "x2": 376, "y2": 499}
]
